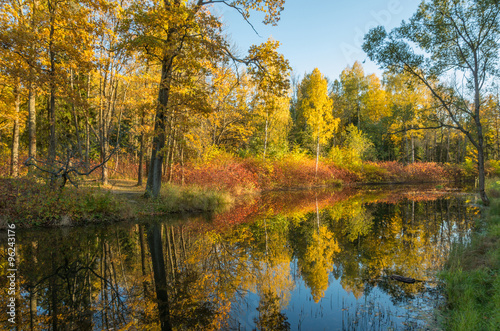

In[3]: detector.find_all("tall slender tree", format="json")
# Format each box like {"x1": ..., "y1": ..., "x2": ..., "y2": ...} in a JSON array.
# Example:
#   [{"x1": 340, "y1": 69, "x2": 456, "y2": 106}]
[{"x1": 298, "y1": 68, "x2": 338, "y2": 174}]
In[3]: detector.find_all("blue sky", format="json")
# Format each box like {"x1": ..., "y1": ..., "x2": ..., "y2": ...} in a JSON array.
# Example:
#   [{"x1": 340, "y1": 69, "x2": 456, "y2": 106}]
[{"x1": 219, "y1": 0, "x2": 421, "y2": 81}]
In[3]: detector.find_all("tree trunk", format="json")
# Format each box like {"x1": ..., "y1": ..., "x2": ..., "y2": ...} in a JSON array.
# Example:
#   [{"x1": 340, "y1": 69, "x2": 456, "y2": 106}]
[
  {"x1": 10, "y1": 81, "x2": 20, "y2": 177},
  {"x1": 137, "y1": 125, "x2": 144, "y2": 186},
  {"x1": 70, "y1": 69, "x2": 83, "y2": 157},
  {"x1": 411, "y1": 132, "x2": 415, "y2": 163},
  {"x1": 99, "y1": 72, "x2": 109, "y2": 185},
  {"x1": 357, "y1": 101, "x2": 360, "y2": 131},
  {"x1": 404, "y1": 126, "x2": 409, "y2": 164},
  {"x1": 85, "y1": 73, "x2": 91, "y2": 171},
  {"x1": 180, "y1": 147, "x2": 184, "y2": 185},
  {"x1": 48, "y1": 1, "x2": 56, "y2": 164},
  {"x1": 28, "y1": 81, "x2": 36, "y2": 159},
  {"x1": 474, "y1": 66, "x2": 489, "y2": 205},
  {"x1": 315, "y1": 135, "x2": 320, "y2": 176},
  {"x1": 263, "y1": 115, "x2": 269, "y2": 161},
  {"x1": 146, "y1": 54, "x2": 173, "y2": 198},
  {"x1": 102, "y1": 139, "x2": 109, "y2": 185},
  {"x1": 167, "y1": 130, "x2": 176, "y2": 183}
]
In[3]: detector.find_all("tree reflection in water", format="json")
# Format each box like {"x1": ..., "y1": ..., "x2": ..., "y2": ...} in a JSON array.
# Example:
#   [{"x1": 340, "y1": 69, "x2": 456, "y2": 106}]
[{"x1": 0, "y1": 186, "x2": 478, "y2": 330}]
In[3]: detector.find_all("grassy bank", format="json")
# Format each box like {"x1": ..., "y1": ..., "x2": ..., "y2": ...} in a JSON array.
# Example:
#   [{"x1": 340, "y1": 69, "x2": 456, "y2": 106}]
[
  {"x1": 0, "y1": 151, "x2": 485, "y2": 228},
  {"x1": 0, "y1": 178, "x2": 232, "y2": 228},
  {"x1": 438, "y1": 179, "x2": 500, "y2": 330}
]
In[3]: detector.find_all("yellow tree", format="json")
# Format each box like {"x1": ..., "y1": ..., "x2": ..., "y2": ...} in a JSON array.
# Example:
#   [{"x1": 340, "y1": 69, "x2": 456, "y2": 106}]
[
  {"x1": 299, "y1": 68, "x2": 338, "y2": 174},
  {"x1": 247, "y1": 39, "x2": 291, "y2": 160},
  {"x1": 384, "y1": 71, "x2": 432, "y2": 163},
  {"x1": 200, "y1": 66, "x2": 254, "y2": 153},
  {"x1": 0, "y1": 0, "x2": 37, "y2": 175},
  {"x1": 125, "y1": 0, "x2": 287, "y2": 198}
]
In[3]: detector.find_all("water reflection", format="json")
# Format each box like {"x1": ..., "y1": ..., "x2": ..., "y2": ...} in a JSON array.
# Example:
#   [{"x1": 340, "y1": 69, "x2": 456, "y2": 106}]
[{"x1": 0, "y1": 186, "x2": 478, "y2": 330}]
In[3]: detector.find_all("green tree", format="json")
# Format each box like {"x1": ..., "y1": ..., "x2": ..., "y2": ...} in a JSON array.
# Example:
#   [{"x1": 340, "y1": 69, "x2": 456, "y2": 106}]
[{"x1": 363, "y1": 0, "x2": 500, "y2": 205}]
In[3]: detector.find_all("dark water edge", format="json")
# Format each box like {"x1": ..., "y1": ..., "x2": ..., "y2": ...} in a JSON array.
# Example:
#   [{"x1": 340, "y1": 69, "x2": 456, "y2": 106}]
[{"x1": 0, "y1": 185, "x2": 479, "y2": 330}]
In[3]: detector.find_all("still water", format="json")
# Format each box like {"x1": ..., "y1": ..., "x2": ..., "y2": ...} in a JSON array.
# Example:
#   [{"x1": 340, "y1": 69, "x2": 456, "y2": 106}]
[{"x1": 0, "y1": 185, "x2": 479, "y2": 330}]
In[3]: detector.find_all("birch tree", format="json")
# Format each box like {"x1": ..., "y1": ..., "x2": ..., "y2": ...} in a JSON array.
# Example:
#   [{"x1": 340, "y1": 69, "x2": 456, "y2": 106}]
[{"x1": 298, "y1": 68, "x2": 338, "y2": 174}]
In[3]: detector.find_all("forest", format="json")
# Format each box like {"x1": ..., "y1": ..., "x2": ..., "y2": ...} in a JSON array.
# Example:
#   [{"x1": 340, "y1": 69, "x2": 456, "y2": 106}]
[
  {"x1": 1, "y1": 0, "x2": 500, "y2": 205},
  {"x1": 1, "y1": 0, "x2": 500, "y2": 330}
]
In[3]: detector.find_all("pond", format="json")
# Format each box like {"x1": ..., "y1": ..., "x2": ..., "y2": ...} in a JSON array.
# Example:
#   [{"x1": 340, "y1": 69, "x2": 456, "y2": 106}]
[{"x1": 0, "y1": 185, "x2": 480, "y2": 330}]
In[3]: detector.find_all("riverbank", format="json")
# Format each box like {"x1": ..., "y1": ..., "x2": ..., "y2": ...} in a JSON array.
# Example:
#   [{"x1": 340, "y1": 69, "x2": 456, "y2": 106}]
[
  {"x1": 167, "y1": 152, "x2": 467, "y2": 194},
  {"x1": 438, "y1": 179, "x2": 500, "y2": 330},
  {"x1": 0, "y1": 178, "x2": 233, "y2": 228},
  {"x1": 0, "y1": 155, "x2": 480, "y2": 228}
]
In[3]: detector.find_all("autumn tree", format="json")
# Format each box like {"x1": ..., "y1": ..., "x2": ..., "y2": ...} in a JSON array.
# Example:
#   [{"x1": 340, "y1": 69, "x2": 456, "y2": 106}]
[
  {"x1": 125, "y1": 0, "x2": 287, "y2": 198},
  {"x1": 384, "y1": 71, "x2": 434, "y2": 163},
  {"x1": 247, "y1": 39, "x2": 291, "y2": 160},
  {"x1": 297, "y1": 68, "x2": 338, "y2": 174},
  {"x1": 363, "y1": 0, "x2": 500, "y2": 205}
]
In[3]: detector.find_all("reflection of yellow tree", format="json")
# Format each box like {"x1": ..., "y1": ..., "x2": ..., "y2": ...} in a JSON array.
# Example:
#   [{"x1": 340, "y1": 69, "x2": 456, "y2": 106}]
[
  {"x1": 300, "y1": 226, "x2": 340, "y2": 302},
  {"x1": 252, "y1": 220, "x2": 294, "y2": 330},
  {"x1": 328, "y1": 198, "x2": 373, "y2": 242}
]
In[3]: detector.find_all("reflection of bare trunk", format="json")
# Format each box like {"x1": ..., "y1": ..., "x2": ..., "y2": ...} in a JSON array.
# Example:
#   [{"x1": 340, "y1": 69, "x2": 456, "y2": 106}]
[
  {"x1": 138, "y1": 116, "x2": 145, "y2": 186},
  {"x1": 50, "y1": 252, "x2": 58, "y2": 331},
  {"x1": 139, "y1": 225, "x2": 148, "y2": 295},
  {"x1": 30, "y1": 288, "x2": 37, "y2": 330},
  {"x1": 316, "y1": 196, "x2": 320, "y2": 231},
  {"x1": 180, "y1": 226, "x2": 187, "y2": 260},
  {"x1": 264, "y1": 219, "x2": 268, "y2": 254},
  {"x1": 170, "y1": 227, "x2": 178, "y2": 270},
  {"x1": 30, "y1": 241, "x2": 38, "y2": 330},
  {"x1": 147, "y1": 223, "x2": 173, "y2": 331},
  {"x1": 165, "y1": 225, "x2": 175, "y2": 280},
  {"x1": 102, "y1": 241, "x2": 109, "y2": 330}
]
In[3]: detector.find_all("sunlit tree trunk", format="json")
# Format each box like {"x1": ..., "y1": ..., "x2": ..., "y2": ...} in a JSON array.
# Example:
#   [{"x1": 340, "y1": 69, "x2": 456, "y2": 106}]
[
  {"x1": 138, "y1": 121, "x2": 145, "y2": 186},
  {"x1": 48, "y1": 0, "x2": 57, "y2": 164},
  {"x1": 28, "y1": 81, "x2": 36, "y2": 159},
  {"x1": 70, "y1": 69, "x2": 83, "y2": 157},
  {"x1": 10, "y1": 80, "x2": 20, "y2": 177},
  {"x1": 263, "y1": 114, "x2": 269, "y2": 161},
  {"x1": 315, "y1": 135, "x2": 320, "y2": 176},
  {"x1": 411, "y1": 133, "x2": 415, "y2": 163},
  {"x1": 85, "y1": 73, "x2": 91, "y2": 170},
  {"x1": 146, "y1": 53, "x2": 174, "y2": 198}
]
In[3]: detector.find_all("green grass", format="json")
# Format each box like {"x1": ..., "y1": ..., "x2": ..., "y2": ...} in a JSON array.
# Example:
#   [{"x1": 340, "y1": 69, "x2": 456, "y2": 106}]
[{"x1": 438, "y1": 180, "x2": 500, "y2": 330}]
